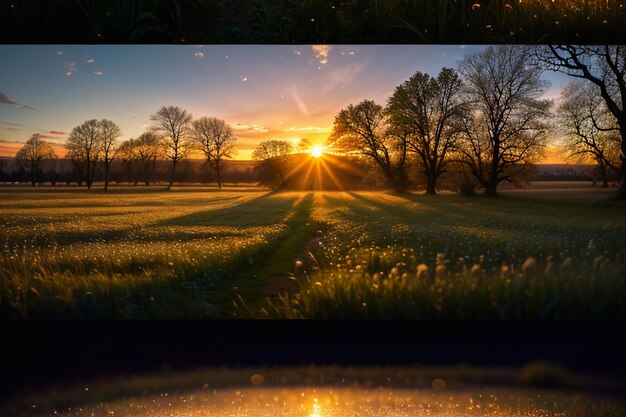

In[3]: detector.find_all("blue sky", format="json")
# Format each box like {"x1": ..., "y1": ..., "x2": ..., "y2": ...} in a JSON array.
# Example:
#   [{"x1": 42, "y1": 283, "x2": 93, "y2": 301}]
[{"x1": 0, "y1": 45, "x2": 570, "y2": 159}]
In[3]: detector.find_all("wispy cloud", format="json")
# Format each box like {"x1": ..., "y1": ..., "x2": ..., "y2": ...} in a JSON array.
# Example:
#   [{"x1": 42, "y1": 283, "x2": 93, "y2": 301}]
[
  {"x1": 49, "y1": 131, "x2": 67, "y2": 135},
  {"x1": 321, "y1": 60, "x2": 369, "y2": 95},
  {"x1": 232, "y1": 123, "x2": 270, "y2": 133},
  {"x1": 0, "y1": 92, "x2": 17, "y2": 105},
  {"x1": 293, "y1": 50, "x2": 301, "y2": 56},
  {"x1": 194, "y1": 51, "x2": 204, "y2": 59},
  {"x1": 288, "y1": 126, "x2": 331, "y2": 132},
  {"x1": 0, "y1": 92, "x2": 36, "y2": 111},
  {"x1": 312, "y1": 45, "x2": 332, "y2": 65},
  {"x1": 5, "y1": 127, "x2": 20, "y2": 131},
  {"x1": 94, "y1": 71, "x2": 104, "y2": 76},
  {"x1": 65, "y1": 62, "x2": 77, "y2": 77},
  {"x1": 86, "y1": 55, "x2": 94, "y2": 64},
  {"x1": 288, "y1": 85, "x2": 310, "y2": 116},
  {"x1": 56, "y1": 51, "x2": 63, "y2": 56},
  {"x1": 0, "y1": 120, "x2": 22, "y2": 127}
]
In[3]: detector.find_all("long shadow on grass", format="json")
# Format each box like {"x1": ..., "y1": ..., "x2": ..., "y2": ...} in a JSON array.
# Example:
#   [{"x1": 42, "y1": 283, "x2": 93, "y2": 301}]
[
  {"x1": 16, "y1": 192, "x2": 316, "y2": 318},
  {"x1": 161, "y1": 191, "x2": 299, "y2": 228}
]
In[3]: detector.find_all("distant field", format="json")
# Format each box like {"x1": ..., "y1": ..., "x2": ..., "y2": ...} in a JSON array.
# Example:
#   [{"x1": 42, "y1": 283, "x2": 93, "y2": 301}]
[{"x1": 1, "y1": 184, "x2": 624, "y2": 318}]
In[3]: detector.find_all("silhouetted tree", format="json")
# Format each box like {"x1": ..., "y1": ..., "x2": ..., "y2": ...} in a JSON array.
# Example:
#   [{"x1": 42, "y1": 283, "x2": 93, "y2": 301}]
[
  {"x1": 150, "y1": 105, "x2": 193, "y2": 190},
  {"x1": 117, "y1": 138, "x2": 138, "y2": 184},
  {"x1": 458, "y1": 45, "x2": 550, "y2": 196},
  {"x1": 99, "y1": 119, "x2": 122, "y2": 191},
  {"x1": 537, "y1": 45, "x2": 626, "y2": 199},
  {"x1": 329, "y1": 99, "x2": 409, "y2": 192},
  {"x1": 252, "y1": 140, "x2": 294, "y2": 189},
  {"x1": 190, "y1": 117, "x2": 237, "y2": 188},
  {"x1": 65, "y1": 119, "x2": 102, "y2": 188},
  {"x1": 15, "y1": 133, "x2": 56, "y2": 186},
  {"x1": 388, "y1": 68, "x2": 466, "y2": 194},
  {"x1": 557, "y1": 81, "x2": 621, "y2": 188},
  {"x1": 134, "y1": 132, "x2": 163, "y2": 185}
]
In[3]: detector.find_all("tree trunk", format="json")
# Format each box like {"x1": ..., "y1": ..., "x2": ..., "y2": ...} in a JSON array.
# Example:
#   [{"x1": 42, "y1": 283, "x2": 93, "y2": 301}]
[
  {"x1": 143, "y1": 161, "x2": 150, "y2": 186},
  {"x1": 104, "y1": 163, "x2": 110, "y2": 191},
  {"x1": 216, "y1": 165, "x2": 222, "y2": 189},
  {"x1": 86, "y1": 157, "x2": 91, "y2": 189},
  {"x1": 425, "y1": 170, "x2": 437, "y2": 195},
  {"x1": 614, "y1": 123, "x2": 626, "y2": 200},
  {"x1": 167, "y1": 160, "x2": 177, "y2": 190},
  {"x1": 600, "y1": 163, "x2": 608, "y2": 188},
  {"x1": 30, "y1": 162, "x2": 36, "y2": 187},
  {"x1": 485, "y1": 181, "x2": 498, "y2": 197}
]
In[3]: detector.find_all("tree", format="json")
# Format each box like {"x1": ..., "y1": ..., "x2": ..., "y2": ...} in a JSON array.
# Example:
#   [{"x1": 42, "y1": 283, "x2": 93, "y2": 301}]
[
  {"x1": 557, "y1": 81, "x2": 621, "y2": 187},
  {"x1": 387, "y1": 68, "x2": 465, "y2": 194},
  {"x1": 190, "y1": 117, "x2": 237, "y2": 188},
  {"x1": 150, "y1": 105, "x2": 193, "y2": 190},
  {"x1": 252, "y1": 140, "x2": 294, "y2": 189},
  {"x1": 135, "y1": 132, "x2": 163, "y2": 185},
  {"x1": 458, "y1": 45, "x2": 550, "y2": 196},
  {"x1": 65, "y1": 119, "x2": 101, "y2": 188},
  {"x1": 329, "y1": 99, "x2": 409, "y2": 192},
  {"x1": 117, "y1": 138, "x2": 138, "y2": 184},
  {"x1": 15, "y1": 133, "x2": 56, "y2": 186},
  {"x1": 536, "y1": 45, "x2": 626, "y2": 199},
  {"x1": 99, "y1": 119, "x2": 121, "y2": 191}
]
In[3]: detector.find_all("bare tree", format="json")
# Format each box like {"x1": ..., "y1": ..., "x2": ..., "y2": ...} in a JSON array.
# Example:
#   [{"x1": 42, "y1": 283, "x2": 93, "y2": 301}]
[
  {"x1": 536, "y1": 45, "x2": 626, "y2": 199},
  {"x1": 15, "y1": 133, "x2": 56, "y2": 186},
  {"x1": 190, "y1": 117, "x2": 237, "y2": 188},
  {"x1": 150, "y1": 105, "x2": 192, "y2": 190},
  {"x1": 117, "y1": 138, "x2": 138, "y2": 184},
  {"x1": 458, "y1": 45, "x2": 550, "y2": 196},
  {"x1": 387, "y1": 68, "x2": 466, "y2": 194},
  {"x1": 99, "y1": 119, "x2": 122, "y2": 191},
  {"x1": 329, "y1": 99, "x2": 409, "y2": 192},
  {"x1": 135, "y1": 132, "x2": 163, "y2": 186},
  {"x1": 65, "y1": 119, "x2": 102, "y2": 188},
  {"x1": 557, "y1": 81, "x2": 621, "y2": 187},
  {"x1": 252, "y1": 140, "x2": 294, "y2": 189}
]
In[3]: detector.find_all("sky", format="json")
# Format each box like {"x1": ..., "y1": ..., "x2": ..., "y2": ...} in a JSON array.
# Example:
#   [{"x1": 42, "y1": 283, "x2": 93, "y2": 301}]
[{"x1": 0, "y1": 45, "x2": 571, "y2": 161}]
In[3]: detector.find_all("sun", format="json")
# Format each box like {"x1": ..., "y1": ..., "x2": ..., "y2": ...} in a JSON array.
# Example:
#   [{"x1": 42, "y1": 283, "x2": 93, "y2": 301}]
[{"x1": 311, "y1": 145, "x2": 324, "y2": 158}]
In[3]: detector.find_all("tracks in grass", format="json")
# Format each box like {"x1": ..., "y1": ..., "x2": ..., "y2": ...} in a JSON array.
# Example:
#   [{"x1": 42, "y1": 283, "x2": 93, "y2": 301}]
[{"x1": 213, "y1": 192, "x2": 324, "y2": 317}]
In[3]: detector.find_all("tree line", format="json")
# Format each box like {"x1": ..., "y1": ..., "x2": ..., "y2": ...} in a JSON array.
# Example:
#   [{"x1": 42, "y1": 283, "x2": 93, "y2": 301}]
[
  {"x1": 15, "y1": 106, "x2": 238, "y2": 190},
  {"x1": 12, "y1": 45, "x2": 626, "y2": 199},
  {"x1": 326, "y1": 45, "x2": 625, "y2": 198}
]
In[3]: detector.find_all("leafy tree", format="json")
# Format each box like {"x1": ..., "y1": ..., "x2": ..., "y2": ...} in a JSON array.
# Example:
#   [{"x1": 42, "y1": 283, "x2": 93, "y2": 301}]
[
  {"x1": 150, "y1": 105, "x2": 193, "y2": 190},
  {"x1": 15, "y1": 133, "x2": 56, "y2": 186},
  {"x1": 252, "y1": 139, "x2": 294, "y2": 189},
  {"x1": 99, "y1": 119, "x2": 122, "y2": 191},
  {"x1": 190, "y1": 117, "x2": 237, "y2": 188},
  {"x1": 537, "y1": 45, "x2": 626, "y2": 199},
  {"x1": 65, "y1": 119, "x2": 101, "y2": 188},
  {"x1": 557, "y1": 81, "x2": 621, "y2": 187},
  {"x1": 387, "y1": 68, "x2": 465, "y2": 194},
  {"x1": 329, "y1": 99, "x2": 409, "y2": 192},
  {"x1": 458, "y1": 45, "x2": 550, "y2": 196}
]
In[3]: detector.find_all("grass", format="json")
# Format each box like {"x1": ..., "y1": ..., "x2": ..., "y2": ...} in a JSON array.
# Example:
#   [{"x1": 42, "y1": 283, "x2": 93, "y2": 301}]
[
  {"x1": 4, "y1": 364, "x2": 626, "y2": 417},
  {"x1": 2, "y1": 0, "x2": 625, "y2": 43},
  {"x1": 1, "y1": 184, "x2": 625, "y2": 318}
]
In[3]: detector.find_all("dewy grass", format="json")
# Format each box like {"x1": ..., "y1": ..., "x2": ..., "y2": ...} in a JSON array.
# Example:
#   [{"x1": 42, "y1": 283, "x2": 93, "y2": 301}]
[{"x1": 1, "y1": 187, "x2": 625, "y2": 318}]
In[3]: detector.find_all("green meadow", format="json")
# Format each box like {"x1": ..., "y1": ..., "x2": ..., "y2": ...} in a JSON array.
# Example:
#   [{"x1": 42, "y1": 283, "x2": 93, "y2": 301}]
[{"x1": 0, "y1": 184, "x2": 624, "y2": 318}]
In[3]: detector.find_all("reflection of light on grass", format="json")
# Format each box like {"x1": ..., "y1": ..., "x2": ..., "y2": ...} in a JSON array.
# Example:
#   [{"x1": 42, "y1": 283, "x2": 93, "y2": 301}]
[
  {"x1": 309, "y1": 398, "x2": 323, "y2": 417},
  {"x1": 311, "y1": 145, "x2": 324, "y2": 158}
]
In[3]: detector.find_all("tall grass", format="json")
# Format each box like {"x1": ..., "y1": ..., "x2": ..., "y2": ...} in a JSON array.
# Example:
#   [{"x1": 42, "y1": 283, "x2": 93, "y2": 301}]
[{"x1": 2, "y1": 0, "x2": 624, "y2": 42}]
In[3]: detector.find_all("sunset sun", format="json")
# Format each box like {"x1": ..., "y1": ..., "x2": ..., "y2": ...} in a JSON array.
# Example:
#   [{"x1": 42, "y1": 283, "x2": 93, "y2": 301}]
[{"x1": 311, "y1": 145, "x2": 324, "y2": 158}]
